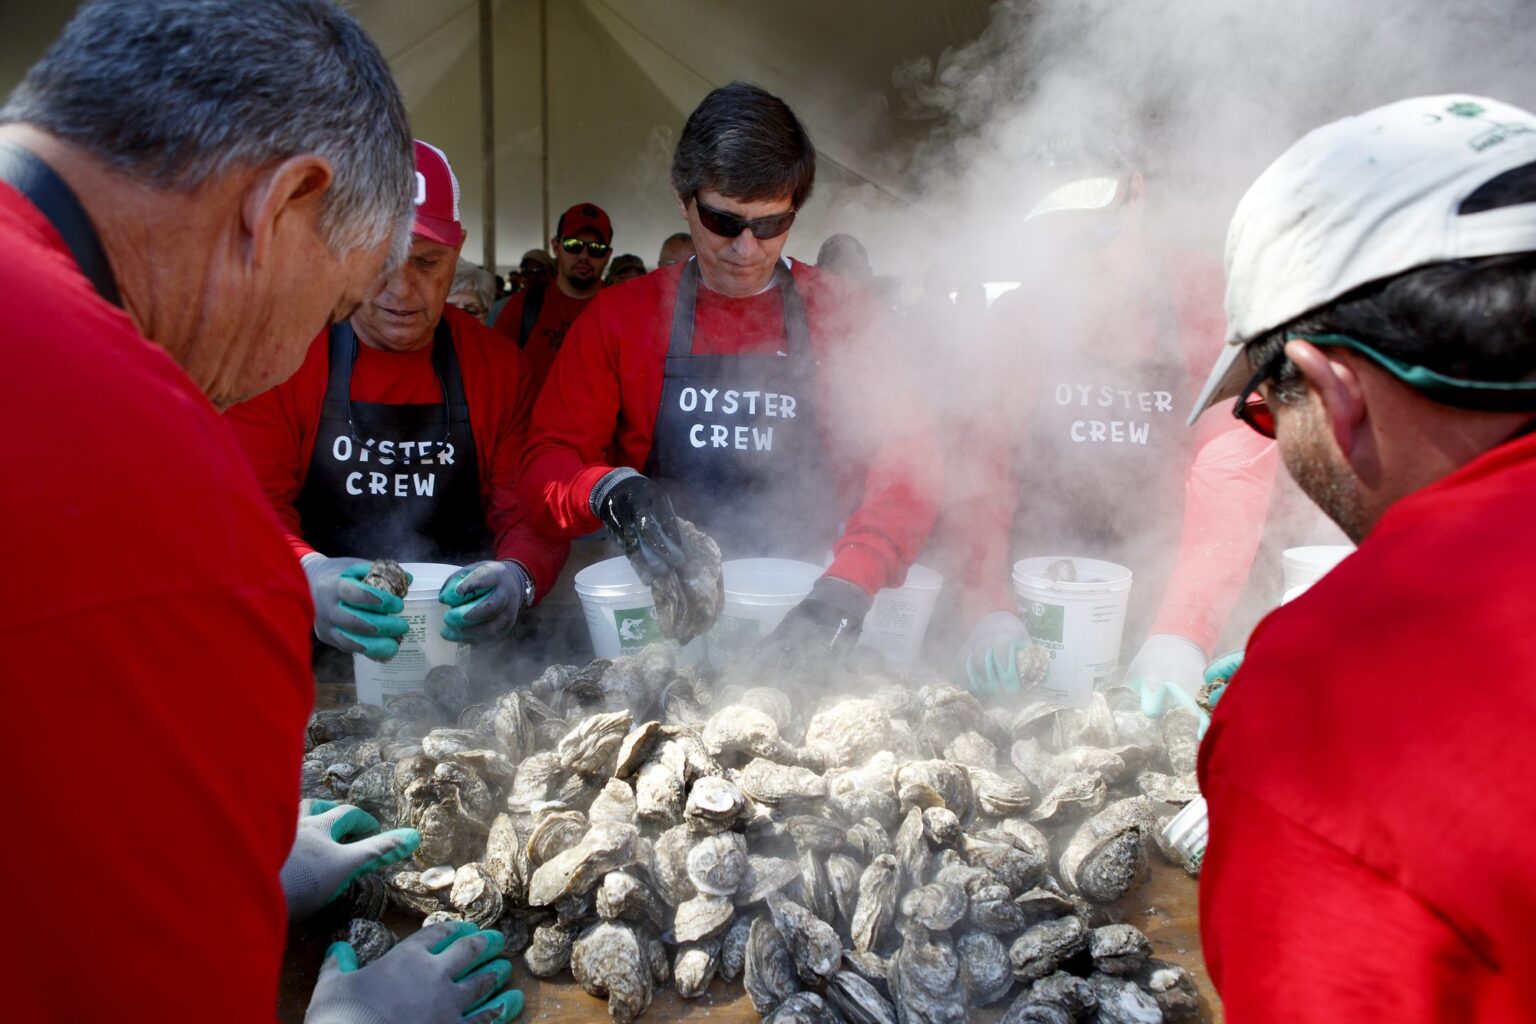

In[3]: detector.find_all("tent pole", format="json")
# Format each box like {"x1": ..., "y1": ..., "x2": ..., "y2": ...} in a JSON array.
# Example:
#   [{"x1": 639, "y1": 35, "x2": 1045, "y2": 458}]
[
  {"x1": 539, "y1": 0, "x2": 550, "y2": 245},
  {"x1": 479, "y1": 0, "x2": 495, "y2": 273}
]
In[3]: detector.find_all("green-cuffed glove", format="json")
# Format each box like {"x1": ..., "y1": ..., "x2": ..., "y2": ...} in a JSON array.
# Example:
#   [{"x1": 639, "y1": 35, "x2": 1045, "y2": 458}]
[
  {"x1": 280, "y1": 799, "x2": 420, "y2": 922},
  {"x1": 304, "y1": 555, "x2": 410, "y2": 661},
  {"x1": 1124, "y1": 634, "x2": 1208, "y2": 718},
  {"x1": 307, "y1": 920, "x2": 523, "y2": 1024},
  {"x1": 1202, "y1": 651, "x2": 1243, "y2": 713},
  {"x1": 960, "y1": 611, "x2": 1033, "y2": 697},
  {"x1": 438, "y1": 561, "x2": 530, "y2": 644}
]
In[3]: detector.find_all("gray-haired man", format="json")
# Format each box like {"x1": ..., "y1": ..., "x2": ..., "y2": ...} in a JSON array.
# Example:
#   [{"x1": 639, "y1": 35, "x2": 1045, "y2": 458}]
[{"x1": 0, "y1": 1, "x2": 518, "y2": 1020}]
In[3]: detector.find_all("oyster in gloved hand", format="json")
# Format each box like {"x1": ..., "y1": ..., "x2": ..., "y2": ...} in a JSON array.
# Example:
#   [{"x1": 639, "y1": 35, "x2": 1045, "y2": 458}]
[
  {"x1": 649, "y1": 518, "x2": 724, "y2": 645},
  {"x1": 363, "y1": 559, "x2": 411, "y2": 599}
]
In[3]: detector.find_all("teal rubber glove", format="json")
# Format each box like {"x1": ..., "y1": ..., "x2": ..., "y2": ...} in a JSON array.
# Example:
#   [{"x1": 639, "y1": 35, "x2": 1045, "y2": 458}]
[
  {"x1": 438, "y1": 561, "x2": 530, "y2": 644},
  {"x1": 1124, "y1": 634, "x2": 1208, "y2": 719},
  {"x1": 281, "y1": 799, "x2": 420, "y2": 922},
  {"x1": 304, "y1": 555, "x2": 411, "y2": 661},
  {"x1": 306, "y1": 920, "x2": 523, "y2": 1024},
  {"x1": 1202, "y1": 651, "x2": 1243, "y2": 712},
  {"x1": 960, "y1": 611, "x2": 1033, "y2": 698}
]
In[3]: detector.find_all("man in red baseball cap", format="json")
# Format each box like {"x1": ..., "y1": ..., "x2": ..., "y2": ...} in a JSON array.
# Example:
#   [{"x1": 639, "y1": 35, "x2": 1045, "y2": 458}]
[
  {"x1": 493, "y1": 201, "x2": 614, "y2": 392},
  {"x1": 230, "y1": 140, "x2": 568, "y2": 673}
]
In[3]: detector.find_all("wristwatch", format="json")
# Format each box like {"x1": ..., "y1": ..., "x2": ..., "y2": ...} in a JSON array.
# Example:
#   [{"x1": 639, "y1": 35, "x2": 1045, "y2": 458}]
[{"x1": 508, "y1": 560, "x2": 536, "y2": 610}]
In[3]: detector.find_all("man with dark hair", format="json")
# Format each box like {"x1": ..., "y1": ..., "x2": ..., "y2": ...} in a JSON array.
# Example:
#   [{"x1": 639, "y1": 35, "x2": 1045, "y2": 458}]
[
  {"x1": 1189, "y1": 94, "x2": 1536, "y2": 1019},
  {"x1": 606, "y1": 253, "x2": 648, "y2": 286},
  {"x1": 0, "y1": 2, "x2": 519, "y2": 1021},
  {"x1": 657, "y1": 231, "x2": 696, "y2": 267},
  {"x1": 816, "y1": 232, "x2": 873, "y2": 281},
  {"x1": 230, "y1": 141, "x2": 566, "y2": 668},
  {"x1": 520, "y1": 82, "x2": 939, "y2": 678},
  {"x1": 493, "y1": 202, "x2": 613, "y2": 393}
]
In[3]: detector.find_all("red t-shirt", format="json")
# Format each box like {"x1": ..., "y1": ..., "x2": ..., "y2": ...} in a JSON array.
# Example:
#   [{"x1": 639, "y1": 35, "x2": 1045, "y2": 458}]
[
  {"x1": 1198, "y1": 432, "x2": 1536, "y2": 1020},
  {"x1": 225, "y1": 308, "x2": 569, "y2": 597},
  {"x1": 518, "y1": 260, "x2": 941, "y2": 596},
  {"x1": 0, "y1": 182, "x2": 312, "y2": 1015},
  {"x1": 492, "y1": 283, "x2": 595, "y2": 394}
]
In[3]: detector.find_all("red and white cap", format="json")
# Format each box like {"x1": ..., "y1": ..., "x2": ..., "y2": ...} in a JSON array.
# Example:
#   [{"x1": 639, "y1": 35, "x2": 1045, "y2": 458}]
[
  {"x1": 412, "y1": 139, "x2": 465, "y2": 248},
  {"x1": 1191, "y1": 94, "x2": 1536, "y2": 423}
]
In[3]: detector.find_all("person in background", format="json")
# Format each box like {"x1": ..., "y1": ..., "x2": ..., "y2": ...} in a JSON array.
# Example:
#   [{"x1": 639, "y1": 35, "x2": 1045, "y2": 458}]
[
  {"x1": 493, "y1": 203, "x2": 613, "y2": 392},
  {"x1": 449, "y1": 256, "x2": 496, "y2": 323},
  {"x1": 0, "y1": 2, "x2": 519, "y2": 1021},
  {"x1": 520, "y1": 82, "x2": 939, "y2": 681},
  {"x1": 816, "y1": 232, "x2": 873, "y2": 282},
  {"x1": 1191, "y1": 93, "x2": 1536, "y2": 1021},
  {"x1": 657, "y1": 230, "x2": 696, "y2": 267},
  {"x1": 489, "y1": 249, "x2": 553, "y2": 325},
  {"x1": 606, "y1": 252, "x2": 647, "y2": 286},
  {"x1": 952, "y1": 164, "x2": 1277, "y2": 723},
  {"x1": 228, "y1": 141, "x2": 567, "y2": 668}
]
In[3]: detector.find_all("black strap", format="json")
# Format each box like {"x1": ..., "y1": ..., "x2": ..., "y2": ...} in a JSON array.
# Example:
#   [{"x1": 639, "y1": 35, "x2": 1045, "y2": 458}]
[
  {"x1": 667, "y1": 259, "x2": 808, "y2": 358},
  {"x1": 326, "y1": 317, "x2": 469, "y2": 417},
  {"x1": 0, "y1": 140, "x2": 121, "y2": 308},
  {"x1": 518, "y1": 282, "x2": 547, "y2": 349}
]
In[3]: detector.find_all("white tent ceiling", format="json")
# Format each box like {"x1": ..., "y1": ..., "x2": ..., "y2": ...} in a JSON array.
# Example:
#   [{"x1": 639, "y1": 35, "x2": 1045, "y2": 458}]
[{"x1": 1, "y1": 1, "x2": 993, "y2": 273}]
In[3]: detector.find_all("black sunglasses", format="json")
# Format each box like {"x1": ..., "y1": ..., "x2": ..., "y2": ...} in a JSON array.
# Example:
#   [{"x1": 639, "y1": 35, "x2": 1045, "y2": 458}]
[
  {"x1": 693, "y1": 197, "x2": 797, "y2": 240},
  {"x1": 1232, "y1": 349, "x2": 1288, "y2": 438},
  {"x1": 560, "y1": 237, "x2": 611, "y2": 258}
]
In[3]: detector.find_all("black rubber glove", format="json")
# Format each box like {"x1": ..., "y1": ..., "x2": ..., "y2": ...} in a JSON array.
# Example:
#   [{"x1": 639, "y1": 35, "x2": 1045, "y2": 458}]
[
  {"x1": 741, "y1": 576, "x2": 873, "y2": 687},
  {"x1": 591, "y1": 470, "x2": 687, "y2": 583}
]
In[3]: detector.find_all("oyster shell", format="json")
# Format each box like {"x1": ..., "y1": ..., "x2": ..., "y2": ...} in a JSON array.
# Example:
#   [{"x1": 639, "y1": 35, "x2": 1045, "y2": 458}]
[
  {"x1": 803, "y1": 698, "x2": 893, "y2": 769},
  {"x1": 481, "y1": 813, "x2": 524, "y2": 899},
  {"x1": 744, "y1": 915, "x2": 799, "y2": 1015},
  {"x1": 649, "y1": 518, "x2": 724, "y2": 645},
  {"x1": 1089, "y1": 924, "x2": 1152, "y2": 976},
  {"x1": 900, "y1": 883, "x2": 967, "y2": 931},
  {"x1": 524, "y1": 920, "x2": 578, "y2": 978},
  {"x1": 673, "y1": 936, "x2": 723, "y2": 998},
  {"x1": 718, "y1": 912, "x2": 756, "y2": 983},
  {"x1": 738, "y1": 757, "x2": 826, "y2": 806},
  {"x1": 825, "y1": 970, "x2": 898, "y2": 1024},
  {"x1": 527, "y1": 820, "x2": 638, "y2": 906},
  {"x1": 673, "y1": 893, "x2": 735, "y2": 943},
  {"x1": 890, "y1": 930, "x2": 966, "y2": 1024},
  {"x1": 685, "y1": 830, "x2": 749, "y2": 896},
  {"x1": 958, "y1": 930, "x2": 1015, "y2": 1006},
  {"x1": 1027, "y1": 970, "x2": 1098, "y2": 1018},
  {"x1": 362, "y1": 559, "x2": 410, "y2": 598},
  {"x1": 684, "y1": 775, "x2": 748, "y2": 833},
  {"x1": 557, "y1": 710, "x2": 633, "y2": 777},
  {"x1": 448, "y1": 862, "x2": 504, "y2": 928},
  {"x1": 570, "y1": 921, "x2": 654, "y2": 1024},
  {"x1": 767, "y1": 892, "x2": 841, "y2": 986},
  {"x1": 763, "y1": 991, "x2": 841, "y2": 1024},
  {"x1": 1009, "y1": 917, "x2": 1090, "y2": 982},
  {"x1": 1087, "y1": 972, "x2": 1163, "y2": 1023},
  {"x1": 335, "y1": 918, "x2": 395, "y2": 968},
  {"x1": 595, "y1": 870, "x2": 669, "y2": 930},
  {"x1": 1135, "y1": 958, "x2": 1200, "y2": 1021}
]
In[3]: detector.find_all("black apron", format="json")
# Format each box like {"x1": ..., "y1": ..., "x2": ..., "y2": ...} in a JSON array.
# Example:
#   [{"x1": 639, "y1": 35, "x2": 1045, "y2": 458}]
[
  {"x1": 293, "y1": 319, "x2": 491, "y2": 564},
  {"x1": 643, "y1": 260, "x2": 844, "y2": 562},
  {"x1": 1011, "y1": 272, "x2": 1192, "y2": 646},
  {"x1": 0, "y1": 141, "x2": 121, "y2": 307}
]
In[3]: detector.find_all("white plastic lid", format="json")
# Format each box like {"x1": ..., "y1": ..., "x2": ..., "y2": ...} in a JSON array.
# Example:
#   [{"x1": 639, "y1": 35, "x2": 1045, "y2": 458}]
[
  {"x1": 887, "y1": 563, "x2": 944, "y2": 593},
  {"x1": 1012, "y1": 556, "x2": 1133, "y2": 593},
  {"x1": 399, "y1": 562, "x2": 462, "y2": 598},
  {"x1": 574, "y1": 556, "x2": 651, "y2": 598}
]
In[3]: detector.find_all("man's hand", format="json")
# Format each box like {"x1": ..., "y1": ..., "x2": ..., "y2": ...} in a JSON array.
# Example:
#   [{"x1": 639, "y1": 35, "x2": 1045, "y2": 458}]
[
  {"x1": 959, "y1": 611, "x2": 1033, "y2": 697},
  {"x1": 1124, "y1": 633, "x2": 1209, "y2": 727},
  {"x1": 280, "y1": 800, "x2": 420, "y2": 922},
  {"x1": 304, "y1": 556, "x2": 410, "y2": 661},
  {"x1": 306, "y1": 920, "x2": 523, "y2": 1024},
  {"x1": 740, "y1": 576, "x2": 871, "y2": 688},
  {"x1": 439, "y1": 561, "x2": 530, "y2": 643},
  {"x1": 591, "y1": 471, "x2": 686, "y2": 583}
]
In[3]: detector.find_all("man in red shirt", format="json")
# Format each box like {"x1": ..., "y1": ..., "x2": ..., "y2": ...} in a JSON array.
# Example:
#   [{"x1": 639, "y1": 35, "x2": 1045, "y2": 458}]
[
  {"x1": 230, "y1": 141, "x2": 567, "y2": 665},
  {"x1": 493, "y1": 202, "x2": 614, "y2": 393},
  {"x1": 1189, "y1": 94, "x2": 1536, "y2": 1019},
  {"x1": 520, "y1": 83, "x2": 939, "y2": 677},
  {"x1": 0, "y1": 2, "x2": 516, "y2": 1022}
]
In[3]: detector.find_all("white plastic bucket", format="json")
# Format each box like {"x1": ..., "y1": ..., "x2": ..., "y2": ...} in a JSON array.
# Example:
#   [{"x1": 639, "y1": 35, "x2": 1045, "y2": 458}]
[
  {"x1": 858, "y1": 564, "x2": 944, "y2": 666},
  {"x1": 1163, "y1": 795, "x2": 1209, "y2": 871},
  {"x1": 574, "y1": 556, "x2": 661, "y2": 659},
  {"x1": 354, "y1": 562, "x2": 468, "y2": 707},
  {"x1": 707, "y1": 558, "x2": 823, "y2": 667},
  {"x1": 1012, "y1": 556, "x2": 1133, "y2": 708},
  {"x1": 1281, "y1": 545, "x2": 1353, "y2": 599}
]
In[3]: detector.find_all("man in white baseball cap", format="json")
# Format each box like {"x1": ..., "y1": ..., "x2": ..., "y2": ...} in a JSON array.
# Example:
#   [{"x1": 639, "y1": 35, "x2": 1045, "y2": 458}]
[{"x1": 1194, "y1": 95, "x2": 1536, "y2": 1019}]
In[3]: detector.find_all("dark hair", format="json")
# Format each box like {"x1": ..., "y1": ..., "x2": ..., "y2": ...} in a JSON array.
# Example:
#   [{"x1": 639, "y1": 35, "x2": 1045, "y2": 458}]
[
  {"x1": 671, "y1": 82, "x2": 815, "y2": 210},
  {"x1": 664, "y1": 231, "x2": 693, "y2": 245},
  {"x1": 1, "y1": 0, "x2": 412, "y2": 256},
  {"x1": 1247, "y1": 252, "x2": 1536, "y2": 405}
]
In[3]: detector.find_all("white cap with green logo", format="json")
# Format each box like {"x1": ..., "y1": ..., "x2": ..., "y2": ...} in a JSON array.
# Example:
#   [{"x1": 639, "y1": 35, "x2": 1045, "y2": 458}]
[{"x1": 1190, "y1": 94, "x2": 1536, "y2": 424}]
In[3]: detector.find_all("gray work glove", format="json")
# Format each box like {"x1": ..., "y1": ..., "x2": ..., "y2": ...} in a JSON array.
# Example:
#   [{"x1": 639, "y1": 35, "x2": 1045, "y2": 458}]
[
  {"x1": 306, "y1": 920, "x2": 523, "y2": 1024},
  {"x1": 303, "y1": 555, "x2": 410, "y2": 661},
  {"x1": 280, "y1": 800, "x2": 420, "y2": 922},
  {"x1": 591, "y1": 469, "x2": 686, "y2": 583},
  {"x1": 741, "y1": 576, "x2": 872, "y2": 687},
  {"x1": 959, "y1": 611, "x2": 1034, "y2": 697},
  {"x1": 438, "y1": 560, "x2": 531, "y2": 643}
]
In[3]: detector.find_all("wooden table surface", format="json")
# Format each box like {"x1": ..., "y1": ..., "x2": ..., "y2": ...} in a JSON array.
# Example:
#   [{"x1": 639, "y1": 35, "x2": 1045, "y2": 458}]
[{"x1": 278, "y1": 856, "x2": 1220, "y2": 1022}]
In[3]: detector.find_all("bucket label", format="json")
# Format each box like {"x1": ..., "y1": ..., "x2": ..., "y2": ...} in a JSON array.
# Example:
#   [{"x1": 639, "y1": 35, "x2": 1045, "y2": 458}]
[
  {"x1": 1022, "y1": 600, "x2": 1066, "y2": 645},
  {"x1": 614, "y1": 607, "x2": 662, "y2": 651}
]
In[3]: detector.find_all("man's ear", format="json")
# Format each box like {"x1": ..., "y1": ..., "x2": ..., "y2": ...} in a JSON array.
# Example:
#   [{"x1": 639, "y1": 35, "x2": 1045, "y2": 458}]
[
  {"x1": 241, "y1": 155, "x2": 334, "y2": 267},
  {"x1": 1285, "y1": 339, "x2": 1366, "y2": 455},
  {"x1": 675, "y1": 191, "x2": 690, "y2": 221}
]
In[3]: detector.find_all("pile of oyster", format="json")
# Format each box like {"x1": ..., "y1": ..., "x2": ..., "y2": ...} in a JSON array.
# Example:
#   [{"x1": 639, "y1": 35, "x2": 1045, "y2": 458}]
[{"x1": 302, "y1": 647, "x2": 1207, "y2": 1022}]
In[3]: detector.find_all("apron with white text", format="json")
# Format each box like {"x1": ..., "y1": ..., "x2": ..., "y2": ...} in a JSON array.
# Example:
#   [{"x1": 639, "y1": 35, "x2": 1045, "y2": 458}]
[
  {"x1": 294, "y1": 320, "x2": 491, "y2": 564},
  {"x1": 643, "y1": 260, "x2": 844, "y2": 563}
]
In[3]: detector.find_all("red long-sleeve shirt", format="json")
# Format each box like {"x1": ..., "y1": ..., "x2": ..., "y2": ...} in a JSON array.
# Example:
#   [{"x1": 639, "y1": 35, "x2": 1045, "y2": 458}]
[
  {"x1": 1199, "y1": 431, "x2": 1536, "y2": 1020},
  {"x1": 491, "y1": 283, "x2": 594, "y2": 395},
  {"x1": 0, "y1": 183, "x2": 312, "y2": 1016},
  {"x1": 226, "y1": 308, "x2": 568, "y2": 597},
  {"x1": 946, "y1": 256, "x2": 1276, "y2": 653},
  {"x1": 519, "y1": 260, "x2": 940, "y2": 596}
]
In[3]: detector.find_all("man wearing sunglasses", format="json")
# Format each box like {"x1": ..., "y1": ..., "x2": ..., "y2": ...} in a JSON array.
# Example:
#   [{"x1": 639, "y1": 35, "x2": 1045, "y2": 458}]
[
  {"x1": 493, "y1": 202, "x2": 614, "y2": 394},
  {"x1": 521, "y1": 82, "x2": 939, "y2": 679},
  {"x1": 1188, "y1": 95, "x2": 1536, "y2": 1021},
  {"x1": 230, "y1": 141, "x2": 567, "y2": 670}
]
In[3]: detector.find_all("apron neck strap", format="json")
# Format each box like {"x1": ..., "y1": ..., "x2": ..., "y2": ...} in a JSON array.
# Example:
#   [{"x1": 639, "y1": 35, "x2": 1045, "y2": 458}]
[
  {"x1": 0, "y1": 140, "x2": 121, "y2": 308},
  {"x1": 327, "y1": 316, "x2": 469, "y2": 413},
  {"x1": 667, "y1": 258, "x2": 811, "y2": 358}
]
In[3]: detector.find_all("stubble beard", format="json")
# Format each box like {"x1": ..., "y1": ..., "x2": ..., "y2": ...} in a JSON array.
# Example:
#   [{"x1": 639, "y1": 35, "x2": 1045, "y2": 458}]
[{"x1": 1281, "y1": 409, "x2": 1371, "y2": 544}]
